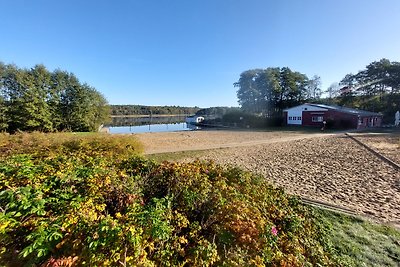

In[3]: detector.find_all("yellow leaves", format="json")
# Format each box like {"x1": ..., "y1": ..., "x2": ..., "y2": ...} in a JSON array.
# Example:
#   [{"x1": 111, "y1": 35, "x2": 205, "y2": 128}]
[
  {"x1": 0, "y1": 221, "x2": 11, "y2": 233},
  {"x1": 0, "y1": 136, "x2": 335, "y2": 266},
  {"x1": 62, "y1": 215, "x2": 78, "y2": 229},
  {"x1": 104, "y1": 176, "x2": 112, "y2": 186},
  {"x1": 249, "y1": 256, "x2": 265, "y2": 267},
  {"x1": 173, "y1": 211, "x2": 189, "y2": 229},
  {"x1": 95, "y1": 204, "x2": 106, "y2": 212},
  {"x1": 178, "y1": 236, "x2": 188, "y2": 245}
]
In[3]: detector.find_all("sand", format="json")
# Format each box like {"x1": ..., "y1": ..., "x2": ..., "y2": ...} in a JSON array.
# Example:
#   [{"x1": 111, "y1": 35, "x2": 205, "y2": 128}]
[
  {"x1": 135, "y1": 129, "x2": 339, "y2": 154},
  {"x1": 135, "y1": 129, "x2": 400, "y2": 224}
]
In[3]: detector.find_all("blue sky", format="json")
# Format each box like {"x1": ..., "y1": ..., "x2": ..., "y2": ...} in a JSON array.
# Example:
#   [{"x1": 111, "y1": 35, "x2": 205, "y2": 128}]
[{"x1": 1, "y1": 0, "x2": 399, "y2": 107}]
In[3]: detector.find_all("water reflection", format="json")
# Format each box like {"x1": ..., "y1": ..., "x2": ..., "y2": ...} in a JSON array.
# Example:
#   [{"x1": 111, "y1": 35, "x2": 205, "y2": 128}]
[
  {"x1": 109, "y1": 116, "x2": 187, "y2": 127},
  {"x1": 109, "y1": 123, "x2": 193, "y2": 134},
  {"x1": 108, "y1": 116, "x2": 200, "y2": 134}
]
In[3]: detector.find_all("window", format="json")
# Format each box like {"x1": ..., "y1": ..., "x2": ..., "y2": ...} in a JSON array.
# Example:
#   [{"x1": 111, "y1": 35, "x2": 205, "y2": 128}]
[
  {"x1": 289, "y1": 116, "x2": 292, "y2": 120},
  {"x1": 293, "y1": 117, "x2": 296, "y2": 120},
  {"x1": 297, "y1": 116, "x2": 301, "y2": 120},
  {"x1": 312, "y1": 116, "x2": 323, "y2": 122}
]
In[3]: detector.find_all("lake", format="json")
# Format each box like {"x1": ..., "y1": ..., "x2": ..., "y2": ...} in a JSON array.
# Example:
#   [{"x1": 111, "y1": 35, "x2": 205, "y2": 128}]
[{"x1": 107, "y1": 116, "x2": 200, "y2": 134}]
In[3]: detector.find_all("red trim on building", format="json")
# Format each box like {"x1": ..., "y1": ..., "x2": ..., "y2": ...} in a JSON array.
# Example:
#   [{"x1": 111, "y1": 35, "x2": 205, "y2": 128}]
[{"x1": 284, "y1": 105, "x2": 383, "y2": 129}]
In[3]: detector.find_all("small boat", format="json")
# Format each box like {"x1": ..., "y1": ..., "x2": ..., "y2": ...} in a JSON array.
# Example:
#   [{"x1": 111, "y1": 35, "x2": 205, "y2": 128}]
[{"x1": 185, "y1": 115, "x2": 205, "y2": 125}]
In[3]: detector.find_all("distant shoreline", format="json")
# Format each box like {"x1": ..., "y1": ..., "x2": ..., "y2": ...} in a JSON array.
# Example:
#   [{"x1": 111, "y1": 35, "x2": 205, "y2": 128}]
[{"x1": 111, "y1": 114, "x2": 193, "y2": 118}]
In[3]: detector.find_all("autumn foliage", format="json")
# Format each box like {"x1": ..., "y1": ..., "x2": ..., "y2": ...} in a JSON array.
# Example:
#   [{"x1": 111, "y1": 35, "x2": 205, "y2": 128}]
[{"x1": 0, "y1": 133, "x2": 338, "y2": 266}]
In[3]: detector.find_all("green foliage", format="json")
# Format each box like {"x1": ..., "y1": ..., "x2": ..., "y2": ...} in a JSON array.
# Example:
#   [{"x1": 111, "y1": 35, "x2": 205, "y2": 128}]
[
  {"x1": 0, "y1": 95, "x2": 8, "y2": 132},
  {"x1": 0, "y1": 62, "x2": 110, "y2": 132},
  {"x1": 234, "y1": 67, "x2": 311, "y2": 116},
  {"x1": 222, "y1": 111, "x2": 284, "y2": 128},
  {"x1": 0, "y1": 134, "x2": 339, "y2": 266},
  {"x1": 195, "y1": 106, "x2": 240, "y2": 118},
  {"x1": 336, "y1": 58, "x2": 400, "y2": 122}
]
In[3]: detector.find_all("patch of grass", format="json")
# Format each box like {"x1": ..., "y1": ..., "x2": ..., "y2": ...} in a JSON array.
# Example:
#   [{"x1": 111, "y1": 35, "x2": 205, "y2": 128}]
[
  {"x1": 147, "y1": 150, "x2": 209, "y2": 162},
  {"x1": 314, "y1": 208, "x2": 400, "y2": 266}
]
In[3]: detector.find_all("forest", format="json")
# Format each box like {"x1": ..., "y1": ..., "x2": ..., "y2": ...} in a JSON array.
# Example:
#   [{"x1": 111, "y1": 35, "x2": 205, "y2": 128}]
[
  {"x1": 0, "y1": 63, "x2": 110, "y2": 132},
  {"x1": 110, "y1": 105, "x2": 199, "y2": 116},
  {"x1": 235, "y1": 58, "x2": 400, "y2": 123}
]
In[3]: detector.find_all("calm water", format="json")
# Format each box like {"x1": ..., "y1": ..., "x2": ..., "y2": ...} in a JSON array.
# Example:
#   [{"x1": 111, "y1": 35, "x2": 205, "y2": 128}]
[
  {"x1": 110, "y1": 115, "x2": 187, "y2": 127},
  {"x1": 108, "y1": 116, "x2": 202, "y2": 134},
  {"x1": 109, "y1": 120, "x2": 202, "y2": 134}
]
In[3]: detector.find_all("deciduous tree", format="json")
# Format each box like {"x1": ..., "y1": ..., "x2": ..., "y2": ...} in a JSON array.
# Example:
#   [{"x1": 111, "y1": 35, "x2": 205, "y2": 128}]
[
  {"x1": 0, "y1": 62, "x2": 110, "y2": 132},
  {"x1": 234, "y1": 67, "x2": 309, "y2": 116}
]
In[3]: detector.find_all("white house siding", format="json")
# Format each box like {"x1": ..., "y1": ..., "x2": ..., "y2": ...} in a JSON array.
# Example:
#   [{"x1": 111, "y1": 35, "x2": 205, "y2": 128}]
[{"x1": 285, "y1": 104, "x2": 328, "y2": 125}]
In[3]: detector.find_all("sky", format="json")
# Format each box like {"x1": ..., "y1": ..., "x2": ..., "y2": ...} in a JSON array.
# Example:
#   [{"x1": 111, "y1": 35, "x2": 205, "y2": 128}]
[{"x1": 1, "y1": 0, "x2": 400, "y2": 107}]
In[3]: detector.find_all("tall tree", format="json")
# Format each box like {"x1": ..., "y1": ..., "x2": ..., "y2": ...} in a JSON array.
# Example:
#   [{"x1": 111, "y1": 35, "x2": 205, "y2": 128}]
[
  {"x1": 306, "y1": 75, "x2": 322, "y2": 100},
  {"x1": 325, "y1": 82, "x2": 339, "y2": 100},
  {"x1": 61, "y1": 80, "x2": 109, "y2": 132},
  {"x1": 4, "y1": 65, "x2": 53, "y2": 131},
  {"x1": 0, "y1": 62, "x2": 110, "y2": 132},
  {"x1": 235, "y1": 67, "x2": 309, "y2": 116},
  {"x1": 51, "y1": 69, "x2": 72, "y2": 129},
  {"x1": 0, "y1": 63, "x2": 8, "y2": 131},
  {"x1": 234, "y1": 69, "x2": 263, "y2": 114},
  {"x1": 338, "y1": 58, "x2": 400, "y2": 121},
  {"x1": 28, "y1": 65, "x2": 53, "y2": 131}
]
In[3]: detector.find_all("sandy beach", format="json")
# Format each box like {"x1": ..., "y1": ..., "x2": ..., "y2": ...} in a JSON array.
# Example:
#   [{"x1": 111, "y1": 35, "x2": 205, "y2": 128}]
[
  {"x1": 135, "y1": 129, "x2": 400, "y2": 224},
  {"x1": 135, "y1": 129, "x2": 338, "y2": 154}
]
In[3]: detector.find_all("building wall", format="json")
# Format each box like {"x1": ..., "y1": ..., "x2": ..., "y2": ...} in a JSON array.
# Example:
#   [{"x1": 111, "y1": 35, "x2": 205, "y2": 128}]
[
  {"x1": 284, "y1": 104, "x2": 382, "y2": 129},
  {"x1": 302, "y1": 110, "x2": 382, "y2": 129},
  {"x1": 302, "y1": 111, "x2": 328, "y2": 127},
  {"x1": 358, "y1": 116, "x2": 382, "y2": 128},
  {"x1": 285, "y1": 104, "x2": 327, "y2": 125},
  {"x1": 326, "y1": 110, "x2": 359, "y2": 129}
]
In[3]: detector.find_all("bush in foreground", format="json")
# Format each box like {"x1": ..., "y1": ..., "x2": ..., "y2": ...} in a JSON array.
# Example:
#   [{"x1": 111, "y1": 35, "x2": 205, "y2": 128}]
[
  {"x1": 0, "y1": 135, "x2": 338, "y2": 266},
  {"x1": 0, "y1": 132, "x2": 143, "y2": 158}
]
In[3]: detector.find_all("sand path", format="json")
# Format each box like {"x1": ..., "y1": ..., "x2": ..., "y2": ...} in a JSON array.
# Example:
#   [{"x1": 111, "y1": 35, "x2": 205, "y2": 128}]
[{"x1": 136, "y1": 129, "x2": 341, "y2": 154}]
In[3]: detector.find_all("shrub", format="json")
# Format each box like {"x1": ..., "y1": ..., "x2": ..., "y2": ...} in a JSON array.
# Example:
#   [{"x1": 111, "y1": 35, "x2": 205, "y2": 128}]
[
  {"x1": 222, "y1": 111, "x2": 285, "y2": 128},
  {"x1": 0, "y1": 142, "x2": 338, "y2": 266},
  {"x1": 0, "y1": 132, "x2": 143, "y2": 158},
  {"x1": 222, "y1": 111, "x2": 267, "y2": 128},
  {"x1": 265, "y1": 116, "x2": 284, "y2": 127}
]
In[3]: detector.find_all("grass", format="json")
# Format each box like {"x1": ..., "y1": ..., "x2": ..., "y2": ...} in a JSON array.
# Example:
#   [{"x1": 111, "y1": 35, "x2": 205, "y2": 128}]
[
  {"x1": 314, "y1": 208, "x2": 400, "y2": 266},
  {"x1": 147, "y1": 149, "x2": 209, "y2": 162}
]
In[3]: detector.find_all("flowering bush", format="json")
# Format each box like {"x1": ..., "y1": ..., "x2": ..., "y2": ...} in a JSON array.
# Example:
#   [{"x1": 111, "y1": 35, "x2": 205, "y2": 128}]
[{"x1": 0, "y1": 134, "x2": 338, "y2": 266}]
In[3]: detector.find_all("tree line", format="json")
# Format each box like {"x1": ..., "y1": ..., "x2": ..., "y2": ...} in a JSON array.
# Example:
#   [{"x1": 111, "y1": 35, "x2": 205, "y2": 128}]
[
  {"x1": 195, "y1": 106, "x2": 240, "y2": 117},
  {"x1": 235, "y1": 59, "x2": 400, "y2": 122},
  {"x1": 331, "y1": 58, "x2": 400, "y2": 121},
  {"x1": 234, "y1": 67, "x2": 321, "y2": 116},
  {"x1": 0, "y1": 62, "x2": 110, "y2": 132},
  {"x1": 111, "y1": 105, "x2": 199, "y2": 116}
]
